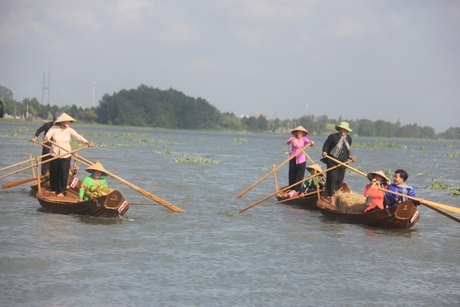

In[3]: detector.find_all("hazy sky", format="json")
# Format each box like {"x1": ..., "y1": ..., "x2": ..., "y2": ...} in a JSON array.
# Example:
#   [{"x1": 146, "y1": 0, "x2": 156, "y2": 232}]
[{"x1": 1, "y1": 0, "x2": 459, "y2": 132}]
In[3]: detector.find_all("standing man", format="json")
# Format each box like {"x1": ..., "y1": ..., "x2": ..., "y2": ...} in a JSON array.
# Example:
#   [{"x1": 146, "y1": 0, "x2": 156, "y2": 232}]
[
  {"x1": 31, "y1": 113, "x2": 57, "y2": 175},
  {"x1": 321, "y1": 121, "x2": 356, "y2": 206}
]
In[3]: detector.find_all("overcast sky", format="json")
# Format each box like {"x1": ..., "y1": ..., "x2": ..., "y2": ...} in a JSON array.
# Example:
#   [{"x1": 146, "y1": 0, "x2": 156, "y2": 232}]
[{"x1": 1, "y1": 0, "x2": 459, "y2": 132}]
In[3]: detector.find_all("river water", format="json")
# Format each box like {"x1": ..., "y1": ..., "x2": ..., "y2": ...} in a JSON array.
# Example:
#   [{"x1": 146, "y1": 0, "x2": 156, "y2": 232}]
[{"x1": 0, "y1": 122, "x2": 459, "y2": 307}]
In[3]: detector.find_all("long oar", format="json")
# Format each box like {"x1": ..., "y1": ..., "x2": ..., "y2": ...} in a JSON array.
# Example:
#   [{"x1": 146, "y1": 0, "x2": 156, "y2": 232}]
[
  {"x1": 379, "y1": 187, "x2": 460, "y2": 216},
  {"x1": 44, "y1": 140, "x2": 185, "y2": 213},
  {"x1": 73, "y1": 154, "x2": 185, "y2": 213},
  {"x1": 236, "y1": 143, "x2": 312, "y2": 198},
  {"x1": 325, "y1": 154, "x2": 460, "y2": 221},
  {"x1": 2, "y1": 176, "x2": 46, "y2": 189},
  {"x1": 239, "y1": 162, "x2": 344, "y2": 214},
  {"x1": 0, "y1": 146, "x2": 89, "y2": 180},
  {"x1": 0, "y1": 153, "x2": 50, "y2": 172},
  {"x1": 324, "y1": 154, "x2": 366, "y2": 177}
]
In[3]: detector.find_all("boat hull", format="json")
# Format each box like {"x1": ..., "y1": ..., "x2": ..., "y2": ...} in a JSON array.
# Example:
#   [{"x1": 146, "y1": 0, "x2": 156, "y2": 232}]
[
  {"x1": 317, "y1": 197, "x2": 419, "y2": 229},
  {"x1": 275, "y1": 193, "x2": 319, "y2": 210},
  {"x1": 36, "y1": 186, "x2": 129, "y2": 218}
]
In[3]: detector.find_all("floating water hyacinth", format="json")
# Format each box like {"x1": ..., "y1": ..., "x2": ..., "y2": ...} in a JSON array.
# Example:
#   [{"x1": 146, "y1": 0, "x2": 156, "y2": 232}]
[
  {"x1": 354, "y1": 140, "x2": 406, "y2": 149},
  {"x1": 174, "y1": 154, "x2": 219, "y2": 164}
]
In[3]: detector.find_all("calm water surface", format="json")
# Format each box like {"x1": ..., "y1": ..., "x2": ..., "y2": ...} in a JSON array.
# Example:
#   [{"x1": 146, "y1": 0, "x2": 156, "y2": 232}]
[{"x1": 0, "y1": 122, "x2": 459, "y2": 307}]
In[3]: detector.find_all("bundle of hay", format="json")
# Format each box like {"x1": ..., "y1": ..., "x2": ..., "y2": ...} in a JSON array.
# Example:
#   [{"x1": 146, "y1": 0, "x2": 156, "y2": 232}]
[{"x1": 334, "y1": 190, "x2": 367, "y2": 213}]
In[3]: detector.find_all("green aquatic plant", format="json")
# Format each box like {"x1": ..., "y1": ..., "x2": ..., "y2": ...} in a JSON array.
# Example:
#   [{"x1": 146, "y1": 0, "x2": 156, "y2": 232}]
[
  {"x1": 425, "y1": 181, "x2": 450, "y2": 190},
  {"x1": 174, "y1": 154, "x2": 219, "y2": 164},
  {"x1": 424, "y1": 182, "x2": 460, "y2": 197},
  {"x1": 354, "y1": 140, "x2": 406, "y2": 149},
  {"x1": 446, "y1": 143, "x2": 457, "y2": 148},
  {"x1": 234, "y1": 138, "x2": 247, "y2": 144},
  {"x1": 445, "y1": 152, "x2": 460, "y2": 158},
  {"x1": 4, "y1": 126, "x2": 32, "y2": 137},
  {"x1": 449, "y1": 187, "x2": 460, "y2": 197},
  {"x1": 83, "y1": 132, "x2": 111, "y2": 138},
  {"x1": 416, "y1": 171, "x2": 429, "y2": 176}
]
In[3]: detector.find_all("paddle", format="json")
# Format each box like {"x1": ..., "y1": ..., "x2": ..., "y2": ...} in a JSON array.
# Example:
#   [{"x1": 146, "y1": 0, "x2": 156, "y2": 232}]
[
  {"x1": 0, "y1": 146, "x2": 89, "y2": 180},
  {"x1": 236, "y1": 143, "x2": 312, "y2": 198},
  {"x1": 42, "y1": 140, "x2": 185, "y2": 213},
  {"x1": 2, "y1": 176, "x2": 46, "y2": 189},
  {"x1": 0, "y1": 153, "x2": 50, "y2": 172},
  {"x1": 325, "y1": 154, "x2": 460, "y2": 221},
  {"x1": 379, "y1": 187, "x2": 460, "y2": 216},
  {"x1": 73, "y1": 154, "x2": 185, "y2": 213},
  {"x1": 239, "y1": 162, "x2": 345, "y2": 214}
]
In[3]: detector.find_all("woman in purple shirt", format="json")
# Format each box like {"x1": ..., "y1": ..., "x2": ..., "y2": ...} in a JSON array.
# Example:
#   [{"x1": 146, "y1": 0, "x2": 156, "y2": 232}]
[{"x1": 287, "y1": 125, "x2": 314, "y2": 191}]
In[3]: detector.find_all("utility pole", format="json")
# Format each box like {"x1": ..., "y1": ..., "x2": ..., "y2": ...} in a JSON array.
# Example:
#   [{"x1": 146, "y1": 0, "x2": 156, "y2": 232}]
[
  {"x1": 92, "y1": 82, "x2": 96, "y2": 107},
  {"x1": 41, "y1": 70, "x2": 50, "y2": 105}
]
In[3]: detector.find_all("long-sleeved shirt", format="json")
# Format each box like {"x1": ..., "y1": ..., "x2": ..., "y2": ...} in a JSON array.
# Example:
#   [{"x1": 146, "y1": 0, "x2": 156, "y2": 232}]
[
  {"x1": 34, "y1": 121, "x2": 54, "y2": 139},
  {"x1": 322, "y1": 133, "x2": 353, "y2": 164},
  {"x1": 45, "y1": 125, "x2": 89, "y2": 158},
  {"x1": 385, "y1": 183, "x2": 419, "y2": 207},
  {"x1": 364, "y1": 184, "x2": 386, "y2": 210},
  {"x1": 79, "y1": 176, "x2": 108, "y2": 200},
  {"x1": 287, "y1": 136, "x2": 312, "y2": 164}
]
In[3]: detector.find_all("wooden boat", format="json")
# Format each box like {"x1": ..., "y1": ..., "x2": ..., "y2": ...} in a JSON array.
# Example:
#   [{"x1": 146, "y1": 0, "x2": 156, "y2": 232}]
[
  {"x1": 317, "y1": 195, "x2": 420, "y2": 229},
  {"x1": 35, "y1": 184, "x2": 129, "y2": 218},
  {"x1": 275, "y1": 192, "x2": 319, "y2": 210},
  {"x1": 30, "y1": 175, "x2": 81, "y2": 194}
]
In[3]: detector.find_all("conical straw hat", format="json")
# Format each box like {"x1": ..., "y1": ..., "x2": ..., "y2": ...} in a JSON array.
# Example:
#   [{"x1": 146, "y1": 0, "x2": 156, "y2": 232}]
[
  {"x1": 54, "y1": 112, "x2": 77, "y2": 124},
  {"x1": 290, "y1": 125, "x2": 309, "y2": 135},
  {"x1": 306, "y1": 164, "x2": 322, "y2": 173},
  {"x1": 85, "y1": 161, "x2": 108, "y2": 176},
  {"x1": 367, "y1": 170, "x2": 390, "y2": 184}
]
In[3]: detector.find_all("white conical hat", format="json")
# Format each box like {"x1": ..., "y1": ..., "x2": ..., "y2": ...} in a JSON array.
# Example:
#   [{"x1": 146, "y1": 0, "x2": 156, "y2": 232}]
[
  {"x1": 54, "y1": 112, "x2": 76, "y2": 124},
  {"x1": 306, "y1": 164, "x2": 322, "y2": 173},
  {"x1": 290, "y1": 125, "x2": 309, "y2": 135}
]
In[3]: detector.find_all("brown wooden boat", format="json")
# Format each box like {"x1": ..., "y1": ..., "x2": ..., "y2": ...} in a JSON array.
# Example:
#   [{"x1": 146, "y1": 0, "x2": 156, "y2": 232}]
[
  {"x1": 275, "y1": 192, "x2": 319, "y2": 210},
  {"x1": 30, "y1": 175, "x2": 81, "y2": 194},
  {"x1": 317, "y1": 195, "x2": 420, "y2": 229},
  {"x1": 35, "y1": 185, "x2": 129, "y2": 218}
]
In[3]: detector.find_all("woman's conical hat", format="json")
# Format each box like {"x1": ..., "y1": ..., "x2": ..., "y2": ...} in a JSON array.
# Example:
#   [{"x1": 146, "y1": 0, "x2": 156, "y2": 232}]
[
  {"x1": 367, "y1": 170, "x2": 390, "y2": 184},
  {"x1": 306, "y1": 164, "x2": 322, "y2": 173},
  {"x1": 85, "y1": 161, "x2": 108, "y2": 176},
  {"x1": 54, "y1": 112, "x2": 77, "y2": 124},
  {"x1": 290, "y1": 125, "x2": 309, "y2": 135}
]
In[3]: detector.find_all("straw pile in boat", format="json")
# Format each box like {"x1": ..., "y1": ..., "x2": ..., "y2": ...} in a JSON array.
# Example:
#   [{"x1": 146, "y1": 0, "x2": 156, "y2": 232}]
[{"x1": 335, "y1": 190, "x2": 367, "y2": 213}]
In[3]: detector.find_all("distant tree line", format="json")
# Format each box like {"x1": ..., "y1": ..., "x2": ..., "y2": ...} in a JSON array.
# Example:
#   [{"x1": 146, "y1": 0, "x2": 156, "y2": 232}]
[{"x1": 1, "y1": 84, "x2": 459, "y2": 139}]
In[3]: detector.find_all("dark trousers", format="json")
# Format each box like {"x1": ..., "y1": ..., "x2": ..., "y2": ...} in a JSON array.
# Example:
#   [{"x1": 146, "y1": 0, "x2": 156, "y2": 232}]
[
  {"x1": 40, "y1": 143, "x2": 51, "y2": 175},
  {"x1": 49, "y1": 157, "x2": 71, "y2": 194},
  {"x1": 324, "y1": 165, "x2": 345, "y2": 196},
  {"x1": 289, "y1": 159, "x2": 306, "y2": 191}
]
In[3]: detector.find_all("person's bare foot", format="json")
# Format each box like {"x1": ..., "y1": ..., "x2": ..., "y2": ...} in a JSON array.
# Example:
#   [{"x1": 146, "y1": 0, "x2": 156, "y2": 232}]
[{"x1": 57, "y1": 193, "x2": 64, "y2": 198}]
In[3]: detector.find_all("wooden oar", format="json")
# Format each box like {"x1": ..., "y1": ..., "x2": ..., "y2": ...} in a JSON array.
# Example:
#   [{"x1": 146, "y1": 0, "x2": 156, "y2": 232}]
[
  {"x1": 0, "y1": 153, "x2": 50, "y2": 172},
  {"x1": 236, "y1": 143, "x2": 312, "y2": 198},
  {"x1": 43, "y1": 140, "x2": 185, "y2": 213},
  {"x1": 325, "y1": 154, "x2": 460, "y2": 221},
  {"x1": 0, "y1": 146, "x2": 89, "y2": 180},
  {"x1": 2, "y1": 176, "x2": 46, "y2": 189},
  {"x1": 379, "y1": 187, "x2": 460, "y2": 216},
  {"x1": 324, "y1": 154, "x2": 366, "y2": 177},
  {"x1": 73, "y1": 154, "x2": 185, "y2": 213},
  {"x1": 239, "y1": 162, "x2": 344, "y2": 214}
]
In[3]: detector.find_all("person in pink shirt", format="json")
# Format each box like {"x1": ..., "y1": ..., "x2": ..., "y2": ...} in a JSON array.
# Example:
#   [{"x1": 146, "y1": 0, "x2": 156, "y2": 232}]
[{"x1": 287, "y1": 125, "x2": 314, "y2": 191}]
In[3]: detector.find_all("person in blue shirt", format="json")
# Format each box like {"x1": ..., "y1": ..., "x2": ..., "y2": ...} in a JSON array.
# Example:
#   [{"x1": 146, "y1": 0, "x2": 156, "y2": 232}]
[{"x1": 385, "y1": 169, "x2": 420, "y2": 207}]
